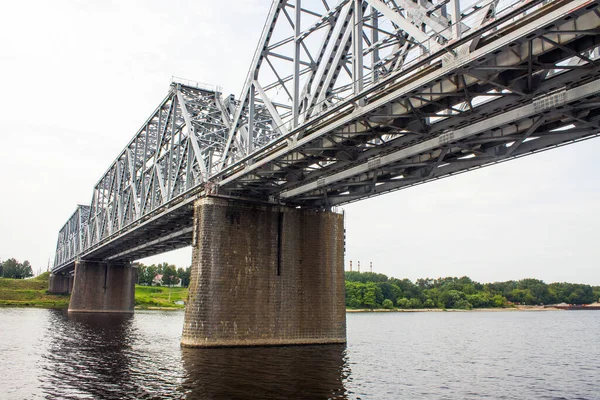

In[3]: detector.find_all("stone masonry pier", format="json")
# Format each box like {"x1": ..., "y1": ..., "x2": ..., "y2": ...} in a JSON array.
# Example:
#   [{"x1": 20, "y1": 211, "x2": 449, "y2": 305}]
[
  {"x1": 48, "y1": 272, "x2": 72, "y2": 294},
  {"x1": 181, "y1": 196, "x2": 346, "y2": 347},
  {"x1": 68, "y1": 261, "x2": 136, "y2": 313}
]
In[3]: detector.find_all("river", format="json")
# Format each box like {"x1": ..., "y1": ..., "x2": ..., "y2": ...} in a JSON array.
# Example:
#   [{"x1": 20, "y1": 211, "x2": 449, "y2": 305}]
[{"x1": 0, "y1": 308, "x2": 598, "y2": 399}]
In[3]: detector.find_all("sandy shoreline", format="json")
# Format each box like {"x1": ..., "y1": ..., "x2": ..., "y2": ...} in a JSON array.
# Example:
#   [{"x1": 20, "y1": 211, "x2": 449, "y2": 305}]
[{"x1": 346, "y1": 306, "x2": 563, "y2": 313}]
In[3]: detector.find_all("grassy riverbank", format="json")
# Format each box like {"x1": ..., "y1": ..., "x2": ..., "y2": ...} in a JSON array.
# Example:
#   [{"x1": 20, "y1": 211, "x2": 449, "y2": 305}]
[
  {"x1": 134, "y1": 285, "x2": 188, "y2": 309},
  {"x1": 0, "y1": 272, "x2": 69, "y2": 308},
  {"x1": 0, "y1": 274, "x2": 189, "y2": 309}
]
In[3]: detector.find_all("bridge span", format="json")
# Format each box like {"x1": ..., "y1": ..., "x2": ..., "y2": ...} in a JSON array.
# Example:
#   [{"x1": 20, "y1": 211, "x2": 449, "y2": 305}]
[{"x1": 51, "y1": 0, "x2": 600, "y2": 347}]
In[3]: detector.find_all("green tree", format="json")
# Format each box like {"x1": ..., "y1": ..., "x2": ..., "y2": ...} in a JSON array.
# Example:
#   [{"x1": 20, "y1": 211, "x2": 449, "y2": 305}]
[
  {"x1": 455, "y1": 299, "x2": 473, "y2": 310},
  {"x1": 439, "y1": 290, "x2": 466, "y2": 308},
  {"x1": 389, "y1": 278, "x2": 422, "y2": 300},
  {"x1": 378, "y1": 282, "x2": 401, "y2": 305},
  {"x1": 382, "y1": 299, "x2": 394, "y2": 309},
  {"x1": 161, "y1": 265, "x2": 179, "y2": 287},
  {"x1": 2, "y1": 258, "x2": 18, "y2": 278},
  {"x1": 593, "y1": 286, "x2": 600, "y2": 302},
  {"x1": 416, "y1": 278, "x2": 435, "y2": 289},
  {"x1": 345, "y1": 271, "x2": 388, "y2": 283},
  {"x1": 423, "y1": 287, "x2": 440, "y2": 306},
  {"x1": 345, "y1": 281, "x2": 364, "y2": 308},
  {"x1": 177, "y1": 267, "x2": 191, "y2": 287},
  {"x1": 492, "y1": 294, "x2": 507, "y2": 308},
  {"x1": 19, "y1": 261, "x2": 33, "y2": 279},
  {"x1": 396, "y1": 297, "x2": 410, "y2": 309},
  {"x1": 136, "y1": 263, "x2": 146, "y2": 285},
  {"x1": 467, "y1": 292, "x2": 492, "y2": 308},
  {"x1": 1, "y1": 258, "x2": 32, "y2": 279},
  {"x1": 136, "y1": 264, "x2": 157, "y2": 286},
  {"x1": 408, "y1": 298, "x2": 423, "y2": 309},
  {"x1": 508, "y1": 288, "x2": 534, "y2": 305},
  {"x1": 146, "y1": 265, "x2": 158, "y2": 285},
  {"x1": 423, "y1": 298, "x2": 435, "y2": 308},
  {"x1": 362, "y1": 282, "x2": 383, "y2": 308}
]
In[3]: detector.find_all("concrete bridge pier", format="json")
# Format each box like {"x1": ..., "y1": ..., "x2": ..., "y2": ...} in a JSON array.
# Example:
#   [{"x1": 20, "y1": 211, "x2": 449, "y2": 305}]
[
  {"x1": 48, "y1": 272, "x2": 70, "y2": 294},
  {"x1": 68, "y1": 261, "x2": 136, "y2": 313},
  {"x1": 181, "y1": 197, "x2": 347, "y2": 348}
]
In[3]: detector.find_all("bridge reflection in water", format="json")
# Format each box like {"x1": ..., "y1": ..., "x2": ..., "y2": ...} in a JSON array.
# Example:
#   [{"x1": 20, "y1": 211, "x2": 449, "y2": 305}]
[
  {"x1": 41, "y1": 311, "x2": 139, "y2": 399},
  {"x1": 181, "y1": 345, "x2": 348, "y2": 399},
  {"x1": 39, "y1": 310, "x2": 349, "y2": 399}
]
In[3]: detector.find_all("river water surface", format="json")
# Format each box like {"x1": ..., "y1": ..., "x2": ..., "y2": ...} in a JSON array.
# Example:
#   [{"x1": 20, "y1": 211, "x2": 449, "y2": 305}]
[{"x1": 0, "y1": 309, "x2": 598, "y2": 399}]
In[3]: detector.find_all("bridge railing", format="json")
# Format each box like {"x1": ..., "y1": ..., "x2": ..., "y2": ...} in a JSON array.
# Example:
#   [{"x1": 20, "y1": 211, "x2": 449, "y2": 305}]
[{"x1": 171, "y1": 76, "x2": 221, "y2": 93}]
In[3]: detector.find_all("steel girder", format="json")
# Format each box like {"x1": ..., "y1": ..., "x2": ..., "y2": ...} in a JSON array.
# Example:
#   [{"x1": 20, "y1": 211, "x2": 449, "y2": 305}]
[{"x1": 53, "y1": 0, "x2": 600, "y2": 271}]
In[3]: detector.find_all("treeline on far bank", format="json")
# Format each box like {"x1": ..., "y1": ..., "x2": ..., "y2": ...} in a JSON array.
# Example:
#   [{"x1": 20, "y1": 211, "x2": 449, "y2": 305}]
[
  {"x1": 135, "y1": 263, "x2": 191, "y2": 287},
  {"x1": 345, "y1": 271, "x2": 600, "y2": 310}
]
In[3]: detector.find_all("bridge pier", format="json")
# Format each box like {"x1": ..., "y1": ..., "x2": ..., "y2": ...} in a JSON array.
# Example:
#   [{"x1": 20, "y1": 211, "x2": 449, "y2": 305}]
[
  {"x1": 68, "y1": 274, "x2": 74, "y2": 294},
  {"x1": 68, "y1": 261, "x2": 136, "y2": 313},
  {"x1": 48, "y1": 273, "x2": 70, "y2": 294},
  {"x1": 181, "y1": 197, "x2": 346, "y2": 348}
]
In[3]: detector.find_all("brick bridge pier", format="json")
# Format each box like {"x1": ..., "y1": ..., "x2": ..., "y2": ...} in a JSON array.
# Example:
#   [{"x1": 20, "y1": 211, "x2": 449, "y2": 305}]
[{"x1": 181, "y1": 197, "x2": 346, "y2": 347}]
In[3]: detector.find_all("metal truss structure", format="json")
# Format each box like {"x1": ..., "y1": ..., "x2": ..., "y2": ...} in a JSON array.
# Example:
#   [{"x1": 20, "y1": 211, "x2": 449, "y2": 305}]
[
  {"x1": 84, "y1": 81, "x2": 231, "y2": 250},
  {"x1": 54, "y1": 205, "x2": 90, "y2": 268},
  {"x1": 218, "y1": 0, "x2": 600, "y2": 205},
  {"x1": 54, "y1": 0, "x2": 600, "y2": 272}
]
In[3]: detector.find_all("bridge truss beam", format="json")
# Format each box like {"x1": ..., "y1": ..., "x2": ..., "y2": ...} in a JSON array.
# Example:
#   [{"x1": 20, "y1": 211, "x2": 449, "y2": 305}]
[
  {"x1": 54, "y1": 205, "x2": 90, "y2": 269},
  {"x1": 216, "y1": 0, "x2": 600, "y2": 207},
  {"x1": 53, "y1": 82, "x2": 231, "y2": 272}
]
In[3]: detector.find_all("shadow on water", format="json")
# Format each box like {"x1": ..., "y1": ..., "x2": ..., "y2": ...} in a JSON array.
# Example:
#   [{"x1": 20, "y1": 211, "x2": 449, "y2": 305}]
[
  {"x1": 181, "y1": 344, "x2": 350, "y2": 400},
  {"x1": 40, "y1": 309, "x2": 137, "y2": 400}
]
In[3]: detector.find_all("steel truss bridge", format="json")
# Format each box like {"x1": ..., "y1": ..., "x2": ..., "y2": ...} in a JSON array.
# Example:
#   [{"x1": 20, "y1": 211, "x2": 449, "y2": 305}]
[{"x1": 54, "y1": 0, "x2": 600, "y2": 273}]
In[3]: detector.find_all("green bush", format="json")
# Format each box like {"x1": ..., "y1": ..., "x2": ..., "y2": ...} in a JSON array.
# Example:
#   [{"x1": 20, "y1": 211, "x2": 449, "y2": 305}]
[
  {"x1": 382, "y1": 299, "x2": 394, "y2": 309},
  {"x1": 455, "y1": 299, "x2": 473, "y2": 310},
  {"x1": 408, "y1": 298, "x2": 423, "y2": 309},
  {"x1": 423, "y1": 299, "x2": 435, "y2": 308},
  {"x1": 396, "y1": 297, "x2": 410, "y2": 309}
]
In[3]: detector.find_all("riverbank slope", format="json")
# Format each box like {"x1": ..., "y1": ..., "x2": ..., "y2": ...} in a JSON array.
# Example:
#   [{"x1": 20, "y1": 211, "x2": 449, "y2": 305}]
[
  {"x1": 0, "y1": 275, "x2": 189, "y2": 309},
  {"x1": 0, "y1": 272, "x2": 69, "y2": 307}
]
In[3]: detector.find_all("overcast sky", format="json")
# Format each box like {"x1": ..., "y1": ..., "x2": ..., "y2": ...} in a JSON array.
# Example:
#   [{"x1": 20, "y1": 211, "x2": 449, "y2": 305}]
[{"x1": 1, "y1": 0, "x2": 599, "y2": 285}]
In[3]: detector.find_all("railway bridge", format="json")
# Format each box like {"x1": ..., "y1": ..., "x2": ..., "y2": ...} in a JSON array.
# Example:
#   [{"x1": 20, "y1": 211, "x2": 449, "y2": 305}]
[{"x1": 51, "y1": 0, "x2": 600, "y2": 347}]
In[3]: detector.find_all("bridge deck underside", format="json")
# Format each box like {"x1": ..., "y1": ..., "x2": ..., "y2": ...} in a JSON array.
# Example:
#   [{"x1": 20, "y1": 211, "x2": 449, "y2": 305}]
[{"x1": 53, "y1": 202, "x2": 194, "y2": 273}]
